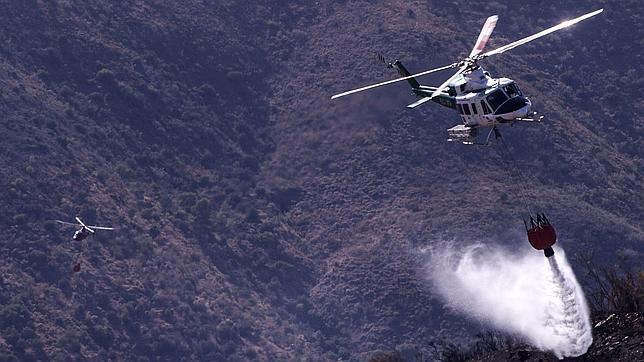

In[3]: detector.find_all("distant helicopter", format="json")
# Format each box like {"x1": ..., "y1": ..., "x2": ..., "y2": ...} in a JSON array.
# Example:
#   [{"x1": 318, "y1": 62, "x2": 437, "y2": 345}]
[
  {"x1": 55, "y1": 217, "x2": 114, "y2": 272},
  {"x1": 331, "y1": 9, "x2": 603, "y2": 145},
  {"x1": 56, "y1": 217, "x2": 115, "y2": 241}
]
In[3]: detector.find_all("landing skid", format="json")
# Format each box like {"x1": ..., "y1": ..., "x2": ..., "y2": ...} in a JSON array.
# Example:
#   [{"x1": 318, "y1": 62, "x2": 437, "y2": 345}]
[
  {"x1": 448, "y1": 125, "x2": 500, "y2": 146},
  {"x1": 461, "y1": 127, "x2": 502, "y2": 146},
  {"x1": 515, "y1": 111, "x2": 545, "y2": 123},
  {"x1": 448, "y1": 110, "x2": 546, "y2": 145}
]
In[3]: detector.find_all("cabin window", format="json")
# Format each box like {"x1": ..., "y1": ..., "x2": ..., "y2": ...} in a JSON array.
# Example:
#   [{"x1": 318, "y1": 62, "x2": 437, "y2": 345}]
[
  {"x1": 471, "y1": 103, "x2": 478, "y2": 114},
  {"x1": 462, "y1": 103, "x2": 471, "y2": 115},
  {"x1": 486, "y1": 90, "x2": 508, "y2": 110},
  {"x1": 456, "y1": 104, "x2": 464, "y2": 114},
  {"x1": 481, "y1": 100, "x2": 491, "y2": 114},
  {"x1": 503, "y1": 83, "x2": 522, "y2": 98}
]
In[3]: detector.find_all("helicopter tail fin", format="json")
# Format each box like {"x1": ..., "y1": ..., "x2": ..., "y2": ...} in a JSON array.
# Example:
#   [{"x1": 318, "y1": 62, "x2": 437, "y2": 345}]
[
  {"x1": 391, "y1": 60, "x2": 420, "y2": 89},
  {"x1": 376, "y1": 54, "x2": 420, "y2": 89}
]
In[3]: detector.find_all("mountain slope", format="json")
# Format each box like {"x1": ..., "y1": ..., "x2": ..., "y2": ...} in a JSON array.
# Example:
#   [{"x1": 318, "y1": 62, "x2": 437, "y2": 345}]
[
  {"x1": 262, "y1": 0, "x2": 642, "y2": 356},
  {"x1": 0, "y1": 0, "x2": 641, "y2": 360}
]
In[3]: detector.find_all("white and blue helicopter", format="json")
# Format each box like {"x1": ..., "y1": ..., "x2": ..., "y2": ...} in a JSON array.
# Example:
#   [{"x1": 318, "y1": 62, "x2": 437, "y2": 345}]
[
  {"x1": 332, "y1": 9, "x2": 603, "y2": 145},
  {"x1": 55, "y1": 217, "x2": 115, "y2": 272},
  {"x1": 56, "y1": 217, "x2": 114, "y2": 241}
]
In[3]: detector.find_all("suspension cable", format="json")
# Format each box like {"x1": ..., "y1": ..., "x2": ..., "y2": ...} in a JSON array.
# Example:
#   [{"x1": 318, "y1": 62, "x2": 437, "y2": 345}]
[
  {"x1": 499, "y1": 137, "x2": 538, "y2": 211},
  {"x1": 493, "y1": 131, "x2": 534, "y2": 217}
]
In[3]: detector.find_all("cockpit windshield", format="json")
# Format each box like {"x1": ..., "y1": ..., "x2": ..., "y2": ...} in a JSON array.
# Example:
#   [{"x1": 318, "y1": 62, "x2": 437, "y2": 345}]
[
  {"x1": 503, "y1": 83, "x2": 522, "y2": 98},
  {"x1": 486, "y1": 89, "x2": 508, "y2": 110}
]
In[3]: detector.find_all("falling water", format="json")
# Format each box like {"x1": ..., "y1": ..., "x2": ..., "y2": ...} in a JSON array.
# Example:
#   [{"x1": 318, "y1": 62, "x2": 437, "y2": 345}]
[{"x1": 426, "y1": 244, "x2": 592, "y2": 358}]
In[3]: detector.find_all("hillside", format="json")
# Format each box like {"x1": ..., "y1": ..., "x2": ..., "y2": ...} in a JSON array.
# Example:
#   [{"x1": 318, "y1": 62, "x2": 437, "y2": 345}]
[
  {"x1": 0, "y1": 0, "x2": 641, "y2": 360},
  {"x1": 443, "y1": 313, "x2": 643, "y2": 362}
]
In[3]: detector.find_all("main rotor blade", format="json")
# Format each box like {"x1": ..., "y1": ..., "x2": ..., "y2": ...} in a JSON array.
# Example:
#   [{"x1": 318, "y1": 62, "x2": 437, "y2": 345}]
[
  {"x1": 75, "y1": 217, "x2": 96, "y2": 233},
  {"x1": 469, "y1": 15, "x2": 498, "y2": 57},
  {"x1": 481, "y1": 9, "x2": 603, "y2": 57},
  {"x1": 430, "y1": 65, "x2": 467, "y2": 99},
  {"x1": 75, "y1": 217, "x2": 88, "y2": 228},
  {"x1": 55, "y1": 220, "x2": 81, "y2": 227},
  {"x1": 87, "y1": 226, "x2": 115, "y2": 230},
  {"x1": 331, "y1": 63, "x2": 455, "y2": 99}
]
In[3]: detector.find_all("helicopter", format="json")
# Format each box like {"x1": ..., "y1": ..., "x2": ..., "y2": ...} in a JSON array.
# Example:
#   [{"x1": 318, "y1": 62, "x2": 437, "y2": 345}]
[
  {"x1": 331, "y1": 9, "x2": 603, "y2": 145},
  {"x1": 55, "y1": 217, "x2": 114, "y2": 272},
  {"x1": 332, "y1": 9, "x2": 604, "y2": 257},
  {"x1": 56, "y1": 217, "x2": 115, "y2": 241}
]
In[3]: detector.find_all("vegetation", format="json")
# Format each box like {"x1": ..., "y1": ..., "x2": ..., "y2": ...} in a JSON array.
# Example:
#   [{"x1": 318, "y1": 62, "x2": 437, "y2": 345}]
[
  {"x1": 439, "y1": 332, "x2": 525, "y2": 362},
  {"x1": 0, "y1": 0, "x2": 641, "y2": 360},
  {"x1": 575, "y1": 251, "x2": 644, "y2": 313}
]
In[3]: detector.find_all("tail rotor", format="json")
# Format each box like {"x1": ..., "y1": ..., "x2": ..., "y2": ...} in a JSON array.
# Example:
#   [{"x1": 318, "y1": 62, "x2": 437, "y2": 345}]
[{"x1": 376, "y1": 53, "x2": 394, "y2": 69}]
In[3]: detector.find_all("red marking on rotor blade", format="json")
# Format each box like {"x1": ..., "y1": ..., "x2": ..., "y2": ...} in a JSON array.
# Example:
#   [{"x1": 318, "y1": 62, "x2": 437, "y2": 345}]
[{"x1": 475, "y1": 19, "x2": 497, "y2": 51}]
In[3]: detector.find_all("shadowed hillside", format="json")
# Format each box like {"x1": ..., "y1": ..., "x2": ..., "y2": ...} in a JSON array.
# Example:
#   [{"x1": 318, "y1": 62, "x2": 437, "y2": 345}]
[{"x1": 0, "y1": 0, "x2": 641, "y2": 360}]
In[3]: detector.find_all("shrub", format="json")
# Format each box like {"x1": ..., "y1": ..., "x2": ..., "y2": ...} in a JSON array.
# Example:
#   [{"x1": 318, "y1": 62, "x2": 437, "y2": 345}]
[
  {"x1": 117, "y1": 82, "x2": 144, "y2": 105},
  {"x1": 178, "y1": 192, "x2": 196, "y2": 210},
  {"x1": 149, "y1": 226, "x2": 160, "y2": 238},
  {"x1": 116, "y1": 164, "x2": 131, "y2": 179},
  {"x1": 193, "y1": 198, "x2": 210, "y2": 220},
  {"x1": 440, "y1": 332, "x2": 524, "y2": 362},
  {"x1": 576, "y1": 251, "x2": 644, "y2": 313},
  {"x1": 96, "y1": 68, "x2": 116, "y2": 85},
  {"x1": 368, "y1": 350, "x2": 403, "y2": 362},
  {"x1": 12, "y1": 214, "x2": 27, "y2": 225}
]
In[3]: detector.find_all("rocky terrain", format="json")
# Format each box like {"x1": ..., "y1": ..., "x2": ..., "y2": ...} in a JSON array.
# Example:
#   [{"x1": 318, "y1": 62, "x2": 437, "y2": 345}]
[{"x1": 0, "y1": 0, "x2": 641, "y2": 360}]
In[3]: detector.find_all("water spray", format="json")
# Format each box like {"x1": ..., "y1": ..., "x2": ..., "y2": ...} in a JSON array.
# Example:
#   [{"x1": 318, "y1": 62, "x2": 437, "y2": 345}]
[{"x1": 426, "y1": 244, "x2": 592, "y2": 359}]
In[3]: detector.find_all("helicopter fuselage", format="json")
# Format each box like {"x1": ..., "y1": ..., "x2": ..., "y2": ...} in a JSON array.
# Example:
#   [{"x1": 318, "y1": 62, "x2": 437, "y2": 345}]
[
  {"x1": 413, "y1": 66, "x2": 532, "y2": 129},
  {"x1": 73, "y1": 228, "x2": 91, "y2": 241}
]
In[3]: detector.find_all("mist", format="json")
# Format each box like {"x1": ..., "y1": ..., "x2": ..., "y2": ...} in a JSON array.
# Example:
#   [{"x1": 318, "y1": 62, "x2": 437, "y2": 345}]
[{"x1": 424, "y1": 243, "x2": 592, "y2": 359}]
